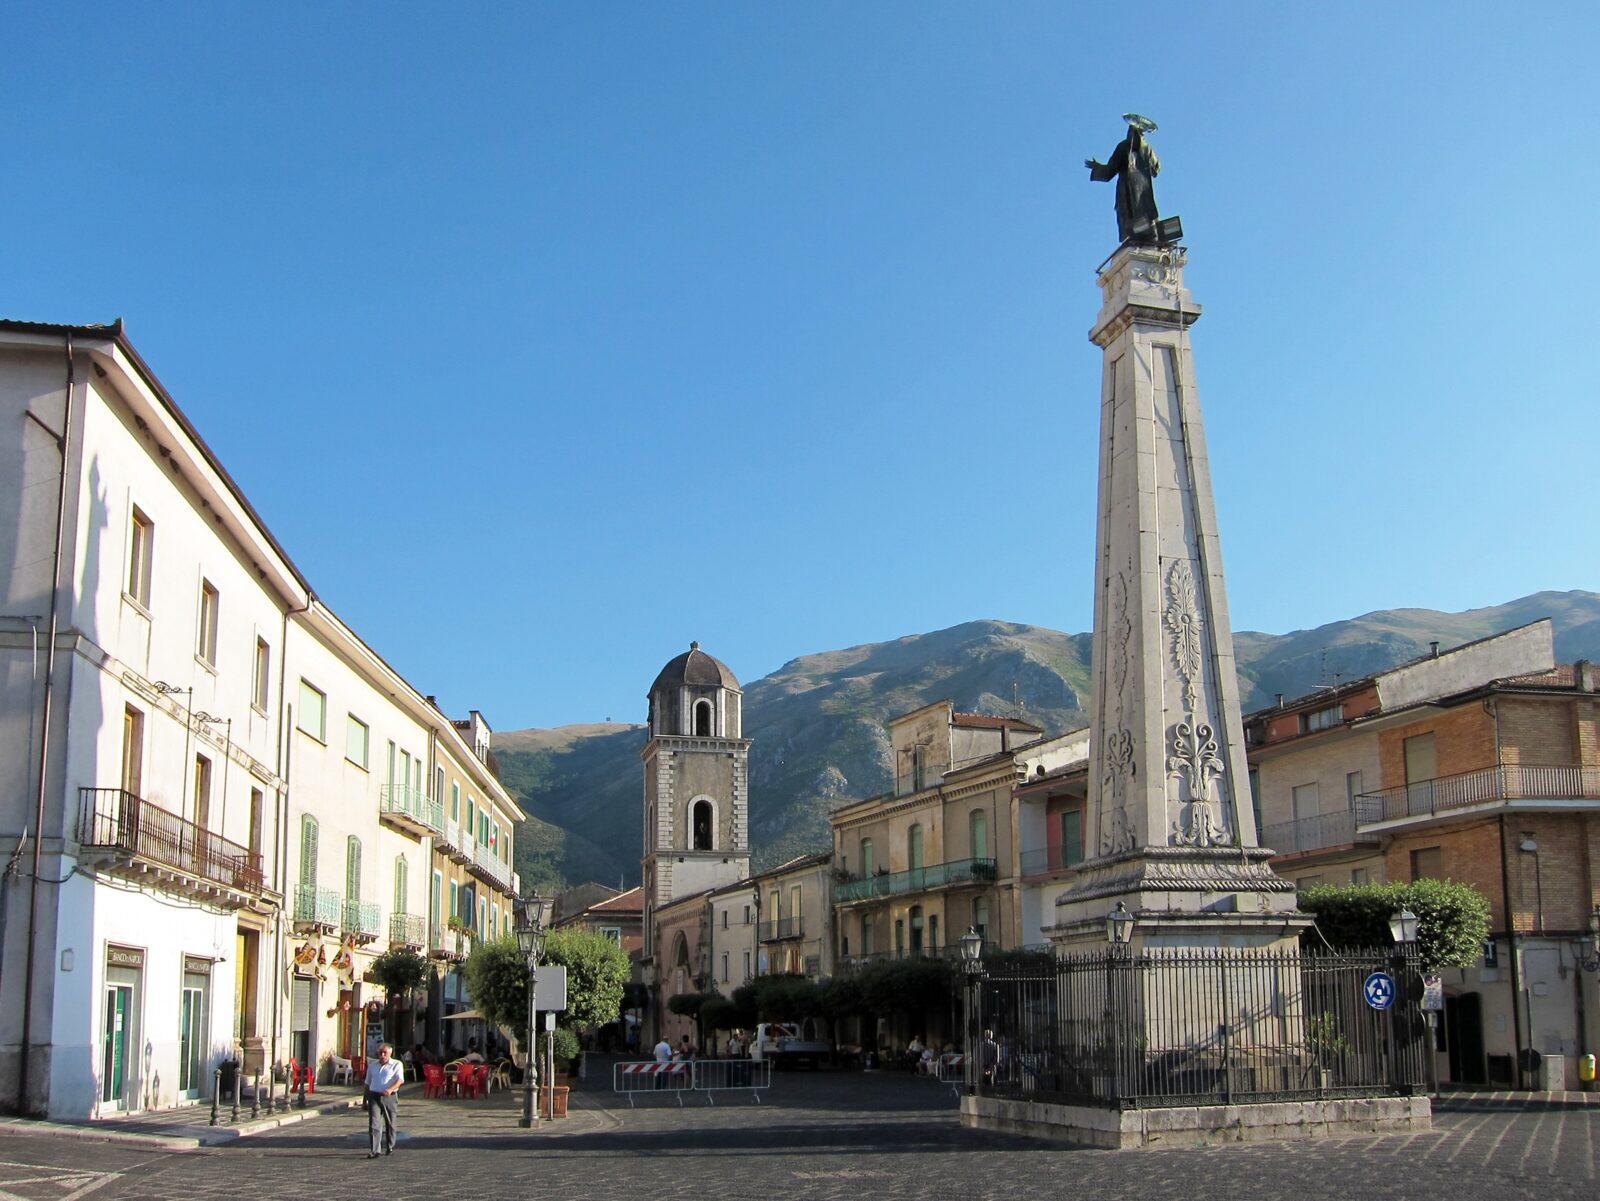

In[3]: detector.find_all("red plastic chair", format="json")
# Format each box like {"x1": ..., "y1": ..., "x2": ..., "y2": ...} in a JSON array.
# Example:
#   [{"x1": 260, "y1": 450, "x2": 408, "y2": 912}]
[
  {"x1": 422, "y1": 1063, "x2": 446, "y2": 1099},
  {"x1": 287, "y1": 1057, "x2": 316, "y2": 1095},
  {"x1": 459, "y1": 1063, "x2": 486, "y2": 1099}
]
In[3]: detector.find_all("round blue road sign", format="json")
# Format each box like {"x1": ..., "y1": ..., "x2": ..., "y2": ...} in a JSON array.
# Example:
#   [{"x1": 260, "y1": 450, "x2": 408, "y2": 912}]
[{"x1": 1364, "y1": 971, "x2": 1396, "y2": 1010}]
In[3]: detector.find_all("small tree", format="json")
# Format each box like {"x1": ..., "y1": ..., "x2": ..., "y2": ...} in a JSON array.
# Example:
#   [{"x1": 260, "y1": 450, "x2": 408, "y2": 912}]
[
  {"x1": 462, "y1": 936, "x2": 532, "y2": 1043},
  {"x1": 369, "y1": 946, "x2": 431, "y2": 1005},
  {"x1": 542, "y1": 928, "x2": 630, "y2": 1032},
  {"x1": 1300, "y1": 878, "x2": 1492, "y2": 972}
]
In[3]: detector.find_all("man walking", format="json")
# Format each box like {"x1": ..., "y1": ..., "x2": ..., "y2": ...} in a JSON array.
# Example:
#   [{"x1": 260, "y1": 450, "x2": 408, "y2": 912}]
[{"x1": 364, "y1": 1043, "x2": 404, "y2": 1158}]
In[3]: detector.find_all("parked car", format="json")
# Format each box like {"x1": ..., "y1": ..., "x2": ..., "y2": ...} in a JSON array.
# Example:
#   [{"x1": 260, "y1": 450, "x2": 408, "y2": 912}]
[{"x1": 749, "y1": 1022, "x2": 831, "y2": 1069}]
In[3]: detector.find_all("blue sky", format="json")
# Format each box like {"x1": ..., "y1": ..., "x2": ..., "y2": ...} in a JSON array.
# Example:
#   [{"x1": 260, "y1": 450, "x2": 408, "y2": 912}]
[{"x1": 6, "y1": 4, "x2": 1596, "y2": 729}]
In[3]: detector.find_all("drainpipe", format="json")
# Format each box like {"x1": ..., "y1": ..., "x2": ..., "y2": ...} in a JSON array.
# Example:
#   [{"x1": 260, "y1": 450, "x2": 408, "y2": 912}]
[
  {"x1": 17, "y1": 335, "x2": 75, "y2": 1117},
  {"x1": 1498, "y1": 814, "x2": 1526, "y2": 1089},
  {"x1": 270, "y1": 598, "x2": 311, "y2": 1080}
]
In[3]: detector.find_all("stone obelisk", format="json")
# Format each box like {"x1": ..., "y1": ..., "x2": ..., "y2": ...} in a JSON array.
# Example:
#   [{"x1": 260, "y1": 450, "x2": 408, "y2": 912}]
[{"x1": 1049, "y1": 242, "x2": 1303, "y2": 949}]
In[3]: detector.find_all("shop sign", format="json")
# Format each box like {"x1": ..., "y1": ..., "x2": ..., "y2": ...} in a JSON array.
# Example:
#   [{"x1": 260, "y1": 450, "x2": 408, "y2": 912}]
[
  {"x1": 183, "y1": 955, "x2": 213, "y2": 975},
  {"x1": 106, "y1": 945, "x2": 144, "y2": 969}
]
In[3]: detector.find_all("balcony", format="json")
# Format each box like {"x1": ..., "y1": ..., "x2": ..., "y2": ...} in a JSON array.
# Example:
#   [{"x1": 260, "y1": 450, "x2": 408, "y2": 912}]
[
  {"x1": 436, "y1": 815, "x2": 464, "y2": 859},
  {"x1": 451, "y1": 825, "x2": 476, "y2": 866},
  {"x1": 389, "y1": 912, "x2": 426, "y2": 950},
  {"x1": 293, "y1": 884, "x2": 342, "y2": 933},
  {"x1": 341, "y1": 899, "x2": 381, "y2": 944},
  {"x1": 77, "y1": 787, "x2": 264, "y2": 909},
  {"x1": 1019, "y1": 845, "x2": 1085, "y2": 881},
  {"x1": 834, "y1": 857, "x2": 998, "y2": 904},
  {"x1": 1259, "y1": 809, "x2": 1378, "y2": 855},
  {"x1": 469, "y1": 843, "x2": 512, "y2": 891},
  {"x1": 759, "y1": 917, "x2": 805, "y2": 942},
  {"x1": 429, "y1": 923, "x2": 469, "y2": 963},
  {"x1": 834, "y1": 941, "x2": 999, "y2": 973},
  {"x1": 1355, "y1": 764, "x2": 1600, "y2": 826},
  {"x1": 379, "y1": 784, "x2": 443, "y2": 839}
]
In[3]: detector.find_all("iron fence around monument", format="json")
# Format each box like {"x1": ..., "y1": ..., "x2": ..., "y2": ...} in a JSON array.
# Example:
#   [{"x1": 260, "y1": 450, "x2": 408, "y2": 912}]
[{"x1": 967, "y1": 944, "x2": 1426, "y2": 1110}]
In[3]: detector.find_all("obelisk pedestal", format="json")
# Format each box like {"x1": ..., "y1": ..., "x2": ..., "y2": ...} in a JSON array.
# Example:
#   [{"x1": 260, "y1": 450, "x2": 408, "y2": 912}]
[{"x1": 1048, "y1": 243, "x2": 1305, "y2": 952}]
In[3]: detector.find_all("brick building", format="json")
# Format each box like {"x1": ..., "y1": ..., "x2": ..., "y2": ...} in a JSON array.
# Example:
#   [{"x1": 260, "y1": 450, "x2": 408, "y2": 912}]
[{"x1": 1246, "y1": 619, "x2": 1600, "y2": 1089}]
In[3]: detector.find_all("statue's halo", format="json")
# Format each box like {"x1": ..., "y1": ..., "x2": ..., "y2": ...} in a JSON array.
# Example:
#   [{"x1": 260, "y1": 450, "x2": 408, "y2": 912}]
[{"x1": 1122, "y1": 113, "x2": 1158, "y2": 133}]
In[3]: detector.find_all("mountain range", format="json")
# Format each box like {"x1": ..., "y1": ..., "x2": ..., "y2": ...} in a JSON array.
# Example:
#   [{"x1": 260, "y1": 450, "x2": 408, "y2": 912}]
[{"x1": 496, "y1": 590, "x2": 1600, "y2": 894}]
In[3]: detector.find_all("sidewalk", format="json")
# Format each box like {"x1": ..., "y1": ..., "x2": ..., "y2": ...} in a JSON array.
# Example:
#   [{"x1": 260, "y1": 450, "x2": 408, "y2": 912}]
[
  {"x1": 1435, "y1": 1086, "x2": 1600, "y2": 1110},
  {"x1": 0, "y1": 1078, "x2": 616, "y2": 1151}
]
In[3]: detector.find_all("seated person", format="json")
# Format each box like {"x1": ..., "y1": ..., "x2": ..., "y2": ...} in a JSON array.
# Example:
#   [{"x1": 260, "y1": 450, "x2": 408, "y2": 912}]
[{"x1": 464, "y1": 1038, "x2": 486, "y2": 1064}]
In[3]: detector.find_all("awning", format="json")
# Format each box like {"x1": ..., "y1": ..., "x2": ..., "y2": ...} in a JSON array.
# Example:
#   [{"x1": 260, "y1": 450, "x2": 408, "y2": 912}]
[{"x1": 442, "y1": 1009, "x2": 485, "y2": 1021}]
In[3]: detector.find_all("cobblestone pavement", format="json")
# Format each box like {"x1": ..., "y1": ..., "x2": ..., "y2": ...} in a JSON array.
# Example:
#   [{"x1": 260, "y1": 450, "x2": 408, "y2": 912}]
[{"x1": 0, "y1": 1068, "x2": 1594, "y2": 1201}]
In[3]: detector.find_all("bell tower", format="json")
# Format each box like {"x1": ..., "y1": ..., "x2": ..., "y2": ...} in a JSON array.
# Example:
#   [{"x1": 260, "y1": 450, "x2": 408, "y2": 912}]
[{"x1": 640, "y1": 642, "x2": 751, "y2": 958}]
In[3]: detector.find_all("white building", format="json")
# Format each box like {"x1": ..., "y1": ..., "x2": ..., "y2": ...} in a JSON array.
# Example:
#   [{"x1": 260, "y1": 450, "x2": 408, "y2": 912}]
[{"x1": 0, "y1": 320, "x2": 521, "y2": 1119}]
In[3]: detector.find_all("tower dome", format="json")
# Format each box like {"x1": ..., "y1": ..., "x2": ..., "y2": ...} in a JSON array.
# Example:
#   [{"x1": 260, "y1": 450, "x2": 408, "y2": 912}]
[{"x1": 647, "y1": 641, "x2": 742, "y2": 738}]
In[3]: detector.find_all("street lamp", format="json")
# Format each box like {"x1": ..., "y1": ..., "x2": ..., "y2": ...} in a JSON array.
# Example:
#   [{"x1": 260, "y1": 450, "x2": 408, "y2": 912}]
[
  {"x1": 1388, "y1": 907, "x2": 1419, "y2": 945},
  {"x1": 960, "y1": 926, "x2": 984, "y2": 972},
  {"x1": 1106, "y1": 902, "x2": 1136, "y2": 947},
  {"x1": 515, "y1": 894, "x2": 554, "y2": 1129},
  {"x1": 960, "y1": 927, "x2": 984, "y2": 1093},
  {"x1": 1574, "y1": 907, "x2": 1600, "y2": 973}
]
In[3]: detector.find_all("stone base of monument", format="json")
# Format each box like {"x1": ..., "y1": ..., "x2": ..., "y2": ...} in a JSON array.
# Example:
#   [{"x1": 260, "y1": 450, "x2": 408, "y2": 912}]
[{"x1": 960, "y1": 1093, "x2": 1432, "y2": 1149}]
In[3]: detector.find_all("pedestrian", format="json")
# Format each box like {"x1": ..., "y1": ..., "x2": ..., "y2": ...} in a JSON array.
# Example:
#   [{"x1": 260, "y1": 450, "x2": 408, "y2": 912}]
[
  {"x1": 653, "y1": 1034, "x2": 672, "y2": 1090},
  {"x1": 364, "y1": 1043, "x2": 404, "y2": 1158}
]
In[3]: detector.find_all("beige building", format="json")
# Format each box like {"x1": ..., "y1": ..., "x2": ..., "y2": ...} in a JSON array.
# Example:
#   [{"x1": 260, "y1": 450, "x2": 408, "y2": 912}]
[{"x1": 754, "y1": 852, "x2": 833, "y2": 980}]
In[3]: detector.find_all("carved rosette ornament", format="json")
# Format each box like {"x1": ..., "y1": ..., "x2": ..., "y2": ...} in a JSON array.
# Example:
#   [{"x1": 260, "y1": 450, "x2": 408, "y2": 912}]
[{"x1": 1164, "y1": 559, "x2": 1203, "y2": 710}]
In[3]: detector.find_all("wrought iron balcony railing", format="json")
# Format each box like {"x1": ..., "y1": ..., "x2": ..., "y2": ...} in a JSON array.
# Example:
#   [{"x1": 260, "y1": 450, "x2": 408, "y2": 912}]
[
  {"x1": 77, "y1": 787, "x2": 264, "y2": 902},
  {"x1": 1019, "y1": 845, "x2": 1085, "y2": 879},
  {"x1": 294, "y1": 883, "x2": 342, "y2": 928},
  {"x1": 379, "y1": 784, "x2": 443, "y2": 836},
  {"x1": 1356, "y1": 764, "x2": 1600, "y2": 825},
  {"x1": 834, "y1": 857, "x2": 998, "y2": 903},
  {"x1": 343, "y1": 899, "x2": 381, "y2": 940},
  {"x1": 759, "y1": 916, "x2": 805, "y2": 942},
  {"x1": 389, "y1": 912, "x2": 426, "y2": 949},
  {"x1": 1259, "y1": 809, "x2": 1377, "y2": 854}
]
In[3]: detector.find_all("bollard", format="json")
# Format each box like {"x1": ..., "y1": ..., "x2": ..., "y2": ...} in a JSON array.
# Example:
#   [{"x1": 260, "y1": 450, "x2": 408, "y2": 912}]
[
  {"x1": 251, "y1": 1072, "x2": 260, "y2": 1120},
  {"x1": 209, "y1": 1068, "x2": 222, "y2": 1126},
  {"x1": 232, "y1": 1067, "x2": 241, "y2": 1122}
]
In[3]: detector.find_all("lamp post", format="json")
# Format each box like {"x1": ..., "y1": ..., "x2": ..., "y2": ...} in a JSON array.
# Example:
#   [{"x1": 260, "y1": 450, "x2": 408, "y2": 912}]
[
  {"x1": 1105, "y1": 903, "x2": 1135, "y2": 1104},
  {"x1": 960, "y1": 927, "x2": 984, "y2": 1093},
  {"x1": 1574, "y1": 907, "x2": 1600, "y2": 974},
  {"x1": 1388, "y1": 906, "x2": 1427, "y2": 1095},
  {"x1": 515, "y1": 894, "x2": 554, "y2": 1129}
]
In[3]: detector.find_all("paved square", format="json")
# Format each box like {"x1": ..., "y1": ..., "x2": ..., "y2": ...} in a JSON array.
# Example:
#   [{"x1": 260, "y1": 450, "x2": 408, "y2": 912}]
[{"x1": 0, "y1": 1068, "x2": 1594, "y2": 1201}]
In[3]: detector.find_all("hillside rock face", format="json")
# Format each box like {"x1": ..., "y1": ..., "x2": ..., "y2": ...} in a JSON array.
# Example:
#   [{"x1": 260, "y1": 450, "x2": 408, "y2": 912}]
[{"x1": 499, "y1": 591, "x2": 1600, "y2": 894}]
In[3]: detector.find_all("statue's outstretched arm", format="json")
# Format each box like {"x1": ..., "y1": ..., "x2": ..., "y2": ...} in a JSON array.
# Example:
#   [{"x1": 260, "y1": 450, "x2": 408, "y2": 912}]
[{"x1": 1087, "y1": 158, "x2": 1117, "y2": 182}]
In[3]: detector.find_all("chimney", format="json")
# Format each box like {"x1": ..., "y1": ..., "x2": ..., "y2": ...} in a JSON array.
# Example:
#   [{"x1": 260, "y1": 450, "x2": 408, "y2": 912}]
[
  {"x1": 1429, "y1": 642, "x2": 1440, "y2": 658},
  {"x1": 1275, "y1": 693, "x2": 1285, "y2": 708},
  {"x1": 1578, "y1": 660, "x2": 1596, "y2": 692}
]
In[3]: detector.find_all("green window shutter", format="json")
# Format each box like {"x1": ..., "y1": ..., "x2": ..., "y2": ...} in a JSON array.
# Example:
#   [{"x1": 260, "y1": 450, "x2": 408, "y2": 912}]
[
  {"x1": 346, "y1": 836, "x2": 362, "y2": 903},
  {"x1": 299, "y1": 817, "x2": 318, "y2": 887},
  {"x1": 394, "y1": 856, "x2": 407, "y2": 914}
]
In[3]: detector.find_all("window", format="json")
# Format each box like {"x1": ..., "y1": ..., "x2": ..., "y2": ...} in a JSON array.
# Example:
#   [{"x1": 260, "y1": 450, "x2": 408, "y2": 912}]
[
  {"x1": 196, "y1": 580, "x2": 219, "y2": 665},
  {"x1": 451, "y1": 782, "x2": 461, "y2": 822},
  {"x1": 394, "y1": 856, "x2": 408, "y2": 914},
  {"x1": 127, "y1": 507, "x2": 153, "y2": 607},
  {"x1": 692, "y1": 800, "x2": 713, "y2": 850},
  {"x1": 790, "y1": 885, "x2": 802, "y2": 926},
  {"x1": 908, "y1": 824, "x2": 924, "y2": 871},
  {"x1": 1350, "y1": 867, "x2": 1369, "y2": 886},
  {"x1": 1404, "y1": 733, "x2": 1438, "y2": 806},
  {"x1": 860, "y1": 838, "x2": 874, "y2": 876},
  {"x1": 1345, "y1": 770, "x2": 1364, "y2": 807},
  {"x1": 193, "y1": 754, "x2": 212, "y2": 830},
  {"x1": 694, "y1": 699, "x2": 713, "y2": 737},
  {"x1": 862, "y1": 914, "x2": 874, "y2": 955},
  {"x1": 121, "y1": 705, "x2": 145, "y2": 796},
  {"x1": 972, "y1": 896, "x2": 990, "y2": 941},
  {"x1": 1291, "y1": 782, "x2": 1319, "y2": 822},
  {"x1": 252, "y1": 637, "x2": 270, "y2": 712},
  {"x1": 297, "y1": 680, "x2": 326, "y2": 742},
  {"x1": 434, "y1": 766, "x2": 445, "y2": 805},
  {"x1": 928, "y1": 913, "x2": 939, "y2": 951},
  {"x1": 1061, "y1": 809, "x2": 1083, "y2": 867},
  {"x1": 1296, "y1": 875, "x2": 1324, "y2": 890},
  {"x1": 769, "y1": 889, "x2": 780, "y2": 920},
  {"x1": 911, "y1": 746, "x2": 927, "y2": 791},
  {"x1": 970, "y1": 809, "x2": 989, "y2": 859},
  {"x1": 346, "y1": 715, "x2": 370, "y2": 769},
  {"x1": 248, "y1": 787, "x2": 264, "y2": 856},
  {"x1": 743, "y1": 904, "x2": 751, "y2": 924},
  {"x1": 1247, "y1": 767, "x2": 1263, "y2": 839},
  {"x1": 721, "y1": 910, "x2": 728, "y2": 929},
  {"x1": 467, "y1": 799, "x2": 476, "y2": 838},
  {"x1": 1410, "y1": 846, "x2": 1442, "y2": 882},
  {"x1": 742, "y1": 950, "x2": 751, "y2": 981},
  {"x1": 894, "y1": 918, "x2": 905, "y2": 953},
  {"x1": 431, "y1": 872, "x2": 442, "y2": 929},
  {"x1": 299, "y1": 815, "x2": 319, "y2": 887},
  {"x1": 1301, "y1": 704, "x2": 1343, "y2": 733},
  {"x1": 346, "y1": 837, "x2": 362, "y2": 903},
  {"x1": 449, "y1": 881, "x2": 459, "y2": 921},
  {"x1": 721, "y1": 952, "x2": 729, "y2": 984},
  {"x1": 909, "y1": 905, "x2": 923, "y2": 952},
  {"x1": 600, "y1": 926, "x2": 621, "y2": 943}
]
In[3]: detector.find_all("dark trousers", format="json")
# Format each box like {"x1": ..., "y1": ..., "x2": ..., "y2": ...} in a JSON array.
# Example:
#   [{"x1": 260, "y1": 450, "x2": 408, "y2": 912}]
[{"x1": 366, "y1": 1091, "x2": 397, "y2": 1154}]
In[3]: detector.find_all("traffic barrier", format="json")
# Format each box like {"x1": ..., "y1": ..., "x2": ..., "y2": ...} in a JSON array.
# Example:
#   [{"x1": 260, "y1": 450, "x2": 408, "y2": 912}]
[
  {"x1": 612, "y1": 1059, "x2": 773, "y2": 1106},
  {"x1": 691, "y1": 1057, "x2": 771, "y2": 1103},
  {"x1": 613, "y1": 1061, "x2": 693, "y2": 1107}
]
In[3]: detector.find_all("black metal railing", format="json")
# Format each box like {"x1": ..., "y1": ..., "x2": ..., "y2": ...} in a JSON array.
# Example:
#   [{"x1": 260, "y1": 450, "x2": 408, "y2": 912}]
[
  {"x1": 78, "y1": 787, "x2": 264, "y2": 896},
  {"x1": 836, "y1": 941, "x2": 999, "y2": 973},
  {"x1": 834, "y1": 857, "x2": 997, "y2": 903},
  {"x1": 967, "y1": 944, "x2": 1426, "y2": 1110},
  {"x1": 1259, "y1": 809, "x2": 1377, "y2": 855},
  {"x1": 1356, "y1": 764, "x2": 1600, "y2": 825},
  {"x1": 759, "y1": 917, "x2": 805, "y2": 941}
]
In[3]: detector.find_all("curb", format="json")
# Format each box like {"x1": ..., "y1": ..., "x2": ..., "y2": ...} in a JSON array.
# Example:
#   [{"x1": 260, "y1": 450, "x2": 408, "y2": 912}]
[{"x1": 0, "y1": 1095, "x2": 366, "y2": 1152}]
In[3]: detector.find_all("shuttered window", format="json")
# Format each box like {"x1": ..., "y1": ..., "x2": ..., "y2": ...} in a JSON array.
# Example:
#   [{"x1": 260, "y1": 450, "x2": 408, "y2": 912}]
[
  {"x1": 299, "y1": 816, "x2": 318, "y2": 887},
  {"x1": 346, "y1": 837, "x2": 362, "y2": 903}
]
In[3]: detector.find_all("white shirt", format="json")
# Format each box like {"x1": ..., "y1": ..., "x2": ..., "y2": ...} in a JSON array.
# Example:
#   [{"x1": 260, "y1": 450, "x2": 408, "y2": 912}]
[
  {"x1": 366, "y1": 1056, "x2": 404, "y2": 1094},
  {"x1": 654, "y1": 1040, "x2": 672, "y2": 1065}
]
